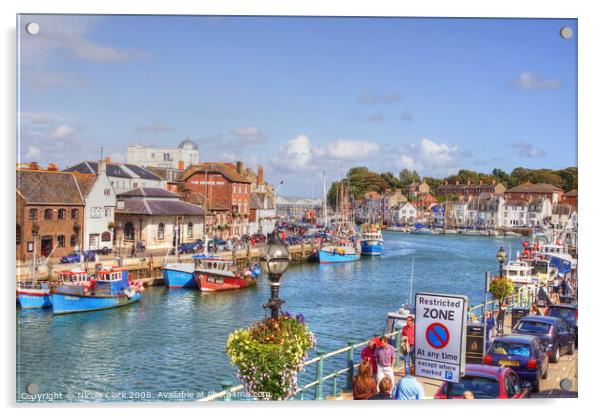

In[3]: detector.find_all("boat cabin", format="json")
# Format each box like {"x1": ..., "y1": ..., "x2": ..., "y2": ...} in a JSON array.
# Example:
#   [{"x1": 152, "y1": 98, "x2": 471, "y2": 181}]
[
  {"x1": 93, "y1": 267, "x2": 125, "y2": 282},
  {"x1": 59, "y1": 269, "x2": 89, "y2": 285},
  {"x1": 194, "y1": 257, "x2": 234, "y2": 272},
  {"x1": 502, "y1": 261, "x2": 535, "y2": 285}
]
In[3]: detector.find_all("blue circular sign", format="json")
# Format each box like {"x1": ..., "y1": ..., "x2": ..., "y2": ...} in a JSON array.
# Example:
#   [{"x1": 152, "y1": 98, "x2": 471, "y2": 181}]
[{"x1": 426, "y1": 322, "x2": 450, "y2": 349}]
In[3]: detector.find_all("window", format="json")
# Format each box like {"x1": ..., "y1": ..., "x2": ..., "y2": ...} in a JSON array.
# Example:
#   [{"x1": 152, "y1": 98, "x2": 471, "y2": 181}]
[
  {"x1": 104, "y1": 188, "x2": 111, "y2": 196},
  {"x1": 187, "y1": 222, "x2": 193, "y2": 239},
  {"x1": 91, "y1": 207, "x2": 102, "y2": 218},
  {"x1": 29, "y1": 209, "x2": 37, "y2": 220},
  {"x1": 16, "y1": 225, "x2": 21, "y2": 245},
  {"x1": 71, "y1": 209, "x2": 79, "y2": 219},
  {"x1": 57, "y1": 235, "x2": 65, "y2": 247},
  {"x1": 70, "y1": 234, "x2": 77, "y2": 247},
  {"x1": 104, "y1": 207, "x2": 111, "y2": 217},
  {"x1": 89, "y1": 234, "x2": 99, "y2": 248},
  {"x1": 505, "y1": 372, "x2": 522, "y2": 397},
  {"x1": 124, "y1": 222, "x2": 135, "y2": 241},
  {"x1": 58, "y1": 208, "x2": 66, "y2": 220},
  {"x1": 27, "y1": 241, "x2": 34, "y2": 252},
  {"x1": 158, "y1": 223, "x2": 165, "y2": 240},
  {"x1": 101, "y1": 231, "x2": 112, "y2": 242},
  {"x1": 44, "y1": 208, "x2": 53, "y2": 220},
  {"x1": 163, "y1": 153, "x2": 172, "y2": 161}
]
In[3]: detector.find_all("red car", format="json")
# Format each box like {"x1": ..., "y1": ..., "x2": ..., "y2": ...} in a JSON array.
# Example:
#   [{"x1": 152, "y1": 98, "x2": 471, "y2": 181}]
[{"x1": 434, "y1": 364, "x2": 531, "y2": 399}]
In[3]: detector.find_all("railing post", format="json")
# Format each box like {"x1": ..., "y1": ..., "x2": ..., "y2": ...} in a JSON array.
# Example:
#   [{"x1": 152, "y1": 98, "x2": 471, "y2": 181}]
[
  {"x1": 315, "y1": 348, "x2": 325, "y2": 400},
  {"x1": 346, "y1": 340, "x2": 355, "y2": 391},
  {"x1": 395, "y1": 330, "x2": 402, "y2": 368},
  {"x1": 220, "y1": 380, "x2": 233, "y2": 401},
  {"x1": 300, "y1": 388, "x2": 305, "y2": 400},
  {"x1": 332, "y1": 375, "x2": 338, "y2": 397}
]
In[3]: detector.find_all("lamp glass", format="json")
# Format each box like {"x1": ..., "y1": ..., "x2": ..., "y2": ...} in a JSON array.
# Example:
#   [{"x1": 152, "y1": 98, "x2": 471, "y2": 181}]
[
  {"x1": 496, "y1": 247, "x2": 506, "y2": 263},
  {"x1": 261, "y1": 242, "x2": 291, "y2": 275}
]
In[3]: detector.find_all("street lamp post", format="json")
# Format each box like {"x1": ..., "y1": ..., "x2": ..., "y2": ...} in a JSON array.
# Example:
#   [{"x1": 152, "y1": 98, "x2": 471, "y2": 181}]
[
  {"x1": 496, "y1": 246, "x2": 506, "y2": 277},
  {"x1": 260, "y1": 234, "x2": 292, "y2": 319},
  {"x1": 495, "y1": 246, "x2": 507, "y2": 335}
]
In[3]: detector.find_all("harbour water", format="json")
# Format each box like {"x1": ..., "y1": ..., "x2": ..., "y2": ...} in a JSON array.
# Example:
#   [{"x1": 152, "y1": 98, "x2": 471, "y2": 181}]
[{"x1": 16, "y1": 232, "x2": 523, "y2": 402}]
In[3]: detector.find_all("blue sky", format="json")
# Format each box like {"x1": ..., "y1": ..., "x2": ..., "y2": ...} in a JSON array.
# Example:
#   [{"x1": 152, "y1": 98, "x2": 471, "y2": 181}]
[{"x1": 18, "y1": 15, "x2": 577, "y2": 196}]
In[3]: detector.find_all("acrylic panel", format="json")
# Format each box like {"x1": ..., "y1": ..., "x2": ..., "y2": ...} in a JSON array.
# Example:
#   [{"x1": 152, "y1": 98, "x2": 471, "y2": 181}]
[{"x1": 16, "y1": 14, "x2": 577, "y2": 403}]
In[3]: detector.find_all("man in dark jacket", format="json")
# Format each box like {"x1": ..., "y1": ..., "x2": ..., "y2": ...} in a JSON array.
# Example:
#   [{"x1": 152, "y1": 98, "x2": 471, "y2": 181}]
[{"x1": 368, "y1": 377, "x2": 395, "y2": 400}]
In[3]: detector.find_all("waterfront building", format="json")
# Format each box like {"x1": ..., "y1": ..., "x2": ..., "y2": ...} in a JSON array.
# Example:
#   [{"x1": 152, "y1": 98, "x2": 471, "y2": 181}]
[
  {"x1": 275, "y1": 196, "x2": 324, "y2": 222},
  {"x1": 126, "y1": 139, "x2": 199, "y2": 170},
  {"x1": 74, "y1": 160, "x2": 117, "y2": 252},
  {"x1": 64, "y1": 159, "x2": 166, "y2": 194},
  {"x1": 527, "y1": 198, "x2": 553, "y2": 227},
  {"x1": 505, "y1": 182, "x2": 564, "y2": 204},
  {"x1": 179, "y1": 162, "x2": 252, "y2": 237},
  {"x1": 405, "y1": 181, "x2": 430, "y2": 196},
  {"x1": 16, "y1": 168, "x2": 85, "y2": 262},
  {"x1": 551, "y1": 204, "x2": 576, "y2": 228},
  {"x1": 502, "y1": 200, "x2": 529, "y2": 227},
  {"x1": 389, "y1": 202, "x2": 417, "y2": 225},
  {"x1": 380, "y1": 189, "x2": 408, "y2": 223},
  {"x1": 114, "y1": 187, "x2": 205, "y2": 252},
  {"x1": 448, "y1": 200, "x2": 469, "y2": 226},
  {"x1": 562, "y1": 189, "x2": 578, "y2": 208},
  {"x1": 249, "y1": 192, "x2": 277, "y2": 235},
  {"x1": 436, "y1": 180, "x2": 506, "y2": 198},
  {"x1": 355, "y1": 191, "x2": 383, "y2": 223},
  {"x1": 431, "y1": 204, "x2": 445, "y2": 226}
]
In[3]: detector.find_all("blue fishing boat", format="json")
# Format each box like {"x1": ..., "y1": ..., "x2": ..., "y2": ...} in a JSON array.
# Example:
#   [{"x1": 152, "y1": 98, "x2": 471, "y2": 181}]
[
  {"x1": 17, "y1": 281, "x2": 52, "y2": 309},
  {"x1": 319, "y1": 241, "x2": 361, "y2": 264},
  {"x1": 360, "y1": 224, "x2": 384, "y2": 256},
  {"x1": 51, "y1": 267, "x2": 143, "y2": 315},
  {"x1": 162, "y1": 262, "x2": 197, "y2": 288}
]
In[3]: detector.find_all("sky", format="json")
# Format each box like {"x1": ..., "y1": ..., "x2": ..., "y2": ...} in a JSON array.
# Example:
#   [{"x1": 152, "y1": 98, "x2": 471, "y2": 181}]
[{"x1": 17, "y1": 15, "x2": 577, "y2": 196}]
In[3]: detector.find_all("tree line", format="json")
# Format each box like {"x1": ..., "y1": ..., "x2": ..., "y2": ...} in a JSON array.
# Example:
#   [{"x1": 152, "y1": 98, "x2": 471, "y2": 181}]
[{"x1": 327, "y1": 166, "x2": 577, "y2": 208}]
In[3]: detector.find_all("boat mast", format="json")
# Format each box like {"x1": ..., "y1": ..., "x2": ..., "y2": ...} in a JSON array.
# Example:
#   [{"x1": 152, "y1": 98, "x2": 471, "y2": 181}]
[{"x1": 322, "y1": 170, "x2": 328, "y2": 228}]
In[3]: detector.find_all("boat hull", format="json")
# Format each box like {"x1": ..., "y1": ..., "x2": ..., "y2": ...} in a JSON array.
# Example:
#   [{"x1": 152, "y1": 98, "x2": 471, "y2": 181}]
[
  {"x1": 195, "y1": 273, "x2": 256, "y2": 292},
  {"x1": 51, "y1": 292, "x2": 141, "y2": 315},
  {"x1": 162, "y1": 263, "x2": 196, "y2": 288},
  {"x1": 318, "y1": 248, "x2": 360, "y2": 264},
  {"x1": 17, "y1": 290, "x2": 52, "y2": 309},
  {"x1": 360, "y1": 240, "x2": 384, "y2": 256}
]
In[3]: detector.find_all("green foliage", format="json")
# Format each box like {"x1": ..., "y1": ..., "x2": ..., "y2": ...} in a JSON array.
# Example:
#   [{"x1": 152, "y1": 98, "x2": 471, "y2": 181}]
[
  {"x1": 399, "y1": 169, "x2": 421, "y2": 187},
  {"x1": 380, "y1": 172, "x2": 401, "y2": 189},
  {"x1": 226, "y1": 315, "x2": 316, "y2": 400},
  {"x1": 489, "y1": 277, "x2": 514, "y2": 303}
]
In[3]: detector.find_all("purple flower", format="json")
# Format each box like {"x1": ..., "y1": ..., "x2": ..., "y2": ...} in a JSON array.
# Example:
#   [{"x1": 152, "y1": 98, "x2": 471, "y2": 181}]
[{"x1": 295, "y1": 313, "x2": 305, "y2": 323}]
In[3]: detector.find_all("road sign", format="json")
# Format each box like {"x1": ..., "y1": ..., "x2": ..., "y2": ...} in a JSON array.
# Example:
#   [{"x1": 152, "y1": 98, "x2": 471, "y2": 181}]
[{"x1": 414, "y1": 292, "x2": 467, "y2": 383}]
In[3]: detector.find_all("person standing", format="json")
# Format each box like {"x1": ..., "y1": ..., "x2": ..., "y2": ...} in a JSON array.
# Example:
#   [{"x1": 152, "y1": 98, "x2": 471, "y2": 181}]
[
  {"x1": 375, "y1": 336, "x2": 396, "y2": 389},
  {"x1": 368, "y1": 377, "x2": 395, "y2": 400},
  {"x1": 352, "y1": 360, "x2": 377, "y2": 400},
  {"x1": 360, "y1": 338, "x2": 380, "y2": 377},
  {"x1": 485, "y1": 311, "x2": 496, "y2": 342},
  {"x1": 392, "y1": 373, "x2": 425, "y2": 400},
  {"x1": 401, "y1": 316, "x2": 416, "y2": 375}
]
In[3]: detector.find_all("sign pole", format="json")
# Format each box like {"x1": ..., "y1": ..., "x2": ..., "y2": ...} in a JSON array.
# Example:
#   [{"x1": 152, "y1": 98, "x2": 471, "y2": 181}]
[{"x1": 483, "y1": 271, "x2": 490, "y2": 353}]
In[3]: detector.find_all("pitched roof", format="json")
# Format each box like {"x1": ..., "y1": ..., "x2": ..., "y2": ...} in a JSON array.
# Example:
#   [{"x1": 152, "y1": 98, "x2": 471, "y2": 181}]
[
  {"x1": 16, "y1": 170, "x2": 85, "y2": 205},
  {"x1": 64, "y1": 161, "x2": 162, "y2": 181},
  {"x1": 507, "y1": 182, "x2": 563, "y2": 193},
  {"x1": 73, "y1": 174, "x2": 97, "y2": 197},
  {"x1": 183, "y1": 192, "x2": 229, "y2": 211},
  {"x1": 116, "y1": 187, "x2": 205, "y2": 216},
  {"x1": 564, "y1": 189, "x2": 578, "y2": 197},
  {"x1": 118, "y1": 187, "x2": 178, "y2": 198},
  {"x1": 179, "y1": 163, "x2": 252, "y2": 183}
]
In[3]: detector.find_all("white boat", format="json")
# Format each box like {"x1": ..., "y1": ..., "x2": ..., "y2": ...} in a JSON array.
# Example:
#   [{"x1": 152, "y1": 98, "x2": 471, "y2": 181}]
[{"x1": 502, "y1": 260, "x2": 538, "y2": 286}]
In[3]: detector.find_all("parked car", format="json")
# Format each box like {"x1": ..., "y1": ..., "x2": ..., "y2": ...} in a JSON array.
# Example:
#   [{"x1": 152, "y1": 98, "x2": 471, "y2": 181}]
[
  {"x1": 207, "y1": 238, "x2": 228, "y2": 251},
  {"x1": 512, "y1": 316, "x2": 575, "y2": 363},
  {"x1": 434, "y1": 364, "x2": 530, "y2": 399},
  {"x1": 251, "y1": 233, "x2": 267, "y2": 243},
  {"x1": 176, "y1": 239, "x2": 204, "y2": 254},
  {"x1": 545, "y1": 303, "x2": 578, "y2": 347},
  {"x1": 60, "y1": 250, "x2": 96, "y2": 263},
  {"x1": 483, "y1": 335, "x2": 548, "y2": 393}
]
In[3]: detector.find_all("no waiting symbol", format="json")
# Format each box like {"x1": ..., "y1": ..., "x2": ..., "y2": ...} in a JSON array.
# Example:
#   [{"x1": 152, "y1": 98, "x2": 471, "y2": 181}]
[{"x1": 426, "y1": 322, "x2": 450, "y2": 349}]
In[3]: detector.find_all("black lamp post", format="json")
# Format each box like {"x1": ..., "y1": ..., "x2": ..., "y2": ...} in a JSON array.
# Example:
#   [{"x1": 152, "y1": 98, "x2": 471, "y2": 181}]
[
  {"x1": 260, "y1": 233, "x2": 292, "y2": 319},
  {"x1": 496, "y1": 246, "x2": 506, "y2": 277}
]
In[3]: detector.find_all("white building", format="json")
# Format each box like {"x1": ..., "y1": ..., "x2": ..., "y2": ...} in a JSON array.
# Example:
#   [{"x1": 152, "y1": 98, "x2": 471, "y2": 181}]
[
  {"x1": 249, "y1": 192, "x2": 277, "y2": 235},
  {"x1": 527, "y1": 198, "x2": 553, "y2": 226},
  {"x1": 115, "y1": 188, "x2": 205, "y2": 251},
  {"x1": 503, "y1": 200, "x2": 528, "y2": 227},
  {"x1": 74, "y1": 161, "x2": 117, "y2": 251},
  {"x1": 126, "y1": 139, "x2": 199, "y2": 169},
  {"x1": 389, "y1": 202, "x2": 417, "y2": 224},
  {"x1": 65, "y1": 160, "x2": 166, "y2": 194}
]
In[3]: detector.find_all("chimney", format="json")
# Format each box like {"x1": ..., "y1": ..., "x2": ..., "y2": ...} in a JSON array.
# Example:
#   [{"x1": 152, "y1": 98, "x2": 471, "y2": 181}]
[
  {"x1": 99, "y1": 159, "x2": 107, "y2": 174},
  {"x1": 104, "y1": 156, "x2": 112, "y2": 163},
  {"x1": 47, "y1": 163, "x2": 58, "y2": 171},
  {"x1": 178, "y1": 160, "x2": 185, "y2": 170},
  {"x1": 257, "y1": 165, "x2": 264, "y2": 184},
  {"x1": 29, "y1": 162, "x2": 39, "y2": 170},
  {"x1": 236, "y1": 160, "x2": 244, "y2": 174}
]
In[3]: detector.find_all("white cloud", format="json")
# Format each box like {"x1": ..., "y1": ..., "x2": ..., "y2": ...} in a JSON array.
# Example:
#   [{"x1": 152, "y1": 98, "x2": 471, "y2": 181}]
[
  {"x1": 25, "y1": 146, "x2": 41, "y2": 160},
  {"x1": 50, "y1": 125, "x2": 75, "y2": 139},
  {"x1": 232, "y1": 126, "x2": 266, "y2": 143},
  {"x1": 392, "y1": 138, "x2": 460, "y2": 176},
  {"x1": 511, "y1": 140, "x2": 546, "y2": 158},
  {"x1": 325, "y1": 139, "x2": 380, "y2": 161},
  {"x1": 274, "y1": 134, "x2": 313, "y2": 170},
  {"x1": 511, "y1": 71, "x2": 562, "y2": 90},
  {"x1": 358, "y1": 90, "x2": 401, "y2": 104}
]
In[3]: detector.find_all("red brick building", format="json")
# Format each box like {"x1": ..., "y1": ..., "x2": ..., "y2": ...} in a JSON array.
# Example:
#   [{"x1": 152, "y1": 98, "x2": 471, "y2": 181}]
[
  {"x1": 179, "y1": 161, "x2": 252, "y2": 236},
  {"x1": 505, "y1": 182, "x2": 564, "y2": 204},
  {"x1": 16, "y1": 169, "x2": 86, "y2": 262},
  {"x1": 436, "y1": 180, "x2": 506, "y2": 198},
  {"x1": 561, "y1": 189, "x2": 578, "y2": 208}
]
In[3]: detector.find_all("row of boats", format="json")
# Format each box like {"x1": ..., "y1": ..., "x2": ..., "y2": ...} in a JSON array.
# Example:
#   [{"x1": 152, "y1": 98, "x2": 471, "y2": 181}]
[
  {"x1": 316, "y1": 223, "x2": 384, "y2": 264},
  {"x1": 386, "y1": 225, "x2": 521, "y2": 236}
]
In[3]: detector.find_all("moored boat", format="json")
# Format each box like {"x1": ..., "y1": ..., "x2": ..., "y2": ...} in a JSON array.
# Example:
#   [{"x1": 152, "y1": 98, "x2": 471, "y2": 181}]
[
  {"x1": 17, "y1": 281, "x2": 52, "y2": 309},
  {"x1": 194, "y1": 258, "x2": 261, "y2": 291},
  {"x1": 51, "y1": 267, "x2": 143, "y2": 315},
  {"x1": 360, "y1": 224, "x2": 384, "y2": 256},
  {"x1": 319, "y1": 240, "x2": 361, "y2": 264},
  {"x1": 162, "y1": 261, "x2": 198, "y2": 288}
]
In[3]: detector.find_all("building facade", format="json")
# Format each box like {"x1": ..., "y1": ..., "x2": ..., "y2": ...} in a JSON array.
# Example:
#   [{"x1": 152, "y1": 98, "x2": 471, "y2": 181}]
[
  {"x1": 505, "y1": 182, "x2": 564, "y2": 204},
  {"x1": 126, "y1": 139, "x2": 199, "y2": 169},
  {"x1": 389, "y1": 202, "x2": 417, "y2": 225},
  {"x1": 16, "y1": 169, "x2": 85, "y2": 262},
  {"x1": 436, "y1": 180, "x2": 506, "y2": 198},
  {"x1": 114, "y1": 188, "x2": 205, "y2": 252}
]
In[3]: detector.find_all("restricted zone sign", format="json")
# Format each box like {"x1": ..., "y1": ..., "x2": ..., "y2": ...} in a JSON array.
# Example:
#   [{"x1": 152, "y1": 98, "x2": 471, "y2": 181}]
[{"x1": 414, "y1": 292, "x2": 467, "y2": 383}]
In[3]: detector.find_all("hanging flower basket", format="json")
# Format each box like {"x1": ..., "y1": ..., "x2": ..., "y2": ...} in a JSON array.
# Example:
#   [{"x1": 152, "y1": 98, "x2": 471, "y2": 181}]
[{"x1": 226, "y1": 313, "x2": 316, "y2": 400}]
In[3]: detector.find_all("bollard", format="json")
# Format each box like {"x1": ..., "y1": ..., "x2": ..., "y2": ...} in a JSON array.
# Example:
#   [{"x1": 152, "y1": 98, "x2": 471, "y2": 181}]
[
  {"x1": 395, "y1": 330, "x2": 402, "y2": 367},
  {"x1": 315, "y1": 348, "x2": 325, "y2": 400},
  {"x1": 332, "y1": 375, "x2": 338, "y2": 397},
  {"x1": 220, "y1": 380, "x2": 233, "y2": 401},
  {"x1": 346, "y1": 340, "x2": 355, "y2": 391}
]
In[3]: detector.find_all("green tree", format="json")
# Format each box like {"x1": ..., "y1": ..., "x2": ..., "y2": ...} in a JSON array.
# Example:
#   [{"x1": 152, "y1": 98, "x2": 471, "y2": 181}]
[
  {"x1": 399, "y1": 169, "x2": 421, "y2": 187},
  {"x1": 558, "y1": 167, "x2": 578, "y2": 191},
  {"x1": 380, "y1": 171, "x2": 401, "y2": 189}
]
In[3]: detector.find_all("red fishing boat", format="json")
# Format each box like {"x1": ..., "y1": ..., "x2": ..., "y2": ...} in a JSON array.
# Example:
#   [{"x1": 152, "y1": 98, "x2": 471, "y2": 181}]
[{"x1": 194, "y1": 258, "x2": 261, "y2": 292}]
